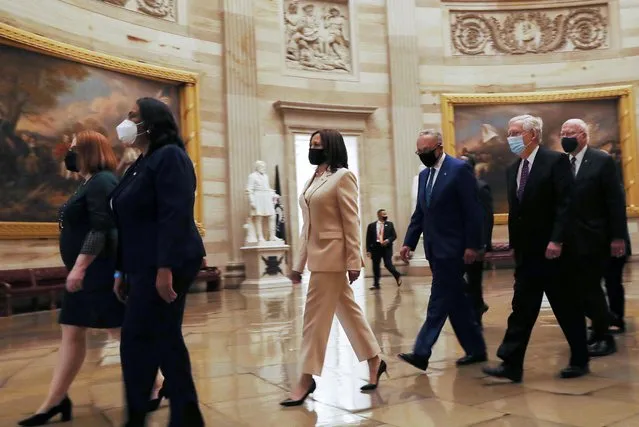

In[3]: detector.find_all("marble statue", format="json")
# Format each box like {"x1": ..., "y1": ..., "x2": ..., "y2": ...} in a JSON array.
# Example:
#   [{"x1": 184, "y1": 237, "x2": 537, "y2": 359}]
[{"x1": 245, "y1": 161, "x2": 281, "y2": 244}]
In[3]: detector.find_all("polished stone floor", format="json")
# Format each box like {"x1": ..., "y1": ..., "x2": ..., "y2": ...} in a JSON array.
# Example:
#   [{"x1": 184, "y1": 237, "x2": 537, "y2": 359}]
[{"x1": 1, "y1": 265, "x2": 639, "y2": 427}]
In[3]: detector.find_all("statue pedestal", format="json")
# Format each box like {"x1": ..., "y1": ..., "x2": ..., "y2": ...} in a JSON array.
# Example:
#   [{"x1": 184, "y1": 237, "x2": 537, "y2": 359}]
[
  {"x1": 408, "y1": 237, "x2": 431, "y2": 276},
  {"x1": 241, "y1": 242, "x2": 292, "y2": 289}
]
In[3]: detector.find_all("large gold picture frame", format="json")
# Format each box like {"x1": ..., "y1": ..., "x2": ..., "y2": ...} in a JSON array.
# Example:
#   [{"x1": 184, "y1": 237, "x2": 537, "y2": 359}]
[
  {"x1": 0, "y1": 23, "x2": 203, "y2": 239},
  {"x1": 441, "y1": 85, "x2": 638, "y2": 225}
]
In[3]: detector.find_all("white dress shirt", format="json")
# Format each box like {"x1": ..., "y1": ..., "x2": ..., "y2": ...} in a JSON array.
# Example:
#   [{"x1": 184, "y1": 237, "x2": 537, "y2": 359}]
[
  {"x1": 570, "y1": 145, "x2": 588, "y2": 176},
  {"x1": 517, "y1": 145, "x2": 539, "y2": 190},
  {"x1": 427, "y1": 152, "x2": 447, "y2": 187}
]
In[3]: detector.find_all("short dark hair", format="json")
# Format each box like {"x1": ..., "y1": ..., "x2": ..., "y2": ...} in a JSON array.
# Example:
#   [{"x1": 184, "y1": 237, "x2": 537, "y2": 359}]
[
  {"x1": 462, "y1": 154, "x2": 476, "y2": 170},
  {"x1": 136, "y1": 97, "x2": 185, "y2": 155},
  {"x1": 310, "y1": 129, "x2": 348, "y2": 172},
  {"x1": 377, "y1": 209, "x2": 386, "y2": 215}
]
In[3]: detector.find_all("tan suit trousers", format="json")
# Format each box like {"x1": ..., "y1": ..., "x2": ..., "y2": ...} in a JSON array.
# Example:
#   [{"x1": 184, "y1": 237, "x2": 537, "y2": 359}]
[{"x1": 300, "y1": 272, "x2": 381, "y2": 376}]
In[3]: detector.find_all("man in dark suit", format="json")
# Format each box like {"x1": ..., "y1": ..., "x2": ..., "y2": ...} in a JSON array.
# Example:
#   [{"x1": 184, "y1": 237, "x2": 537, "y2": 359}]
[
  {"x1": 366, "y1": 209, "x2": 402, "y2": 290},
  {"x1": 603, "y1": 158, "x2": 632, "y2": 333},
  {"x1": 460, "y1": 155, "x2": 493, "y2": 327},
  {"x1": 398, "y1": 129, "x2": 487, "y2": 371},
  {"x1": 483, "y1": 114, "x2": 589, "y2": 382},
  {"x1": 559, "y1": 118, "x2": 627, "y2": 356}
]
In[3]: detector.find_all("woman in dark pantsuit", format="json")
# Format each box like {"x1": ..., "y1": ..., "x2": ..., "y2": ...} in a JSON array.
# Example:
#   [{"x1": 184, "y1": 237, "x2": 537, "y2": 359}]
[{"x1": 111, "y1": 98, "x2": 206, "y2": 427}]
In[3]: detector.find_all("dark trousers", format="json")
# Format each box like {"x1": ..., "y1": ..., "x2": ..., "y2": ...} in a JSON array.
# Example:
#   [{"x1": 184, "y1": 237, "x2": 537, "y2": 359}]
[
  {"x1": 573, "y1": 255, "x2": 610, "y2": 341},
  {"x1": 604, "y1": 256, "x2": 627, "y2": 321},
  {"x1": 464, "y1": 260, "x2": 485, "y2": 323},
  {"x1": 414, "y1": 257, "x2": 486, "y2": 359},
  {"x1": 121, "y1": 261, "x2": 203, "y2": 427},
  {"x1": 371, "y1": 246, "x2": 400, "y2": 286},
  {"x1": 497, "y1": 257, "x2": 588, "y2": 369}
]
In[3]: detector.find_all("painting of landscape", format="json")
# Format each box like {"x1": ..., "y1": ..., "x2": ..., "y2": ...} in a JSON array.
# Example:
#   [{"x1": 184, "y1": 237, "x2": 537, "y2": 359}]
[
  {"x1": 0, "y1": 43, "x2": 180, "y2": 222},
  {"x1": 452, "y1": 99, "x2": 621, "y2": 214}
]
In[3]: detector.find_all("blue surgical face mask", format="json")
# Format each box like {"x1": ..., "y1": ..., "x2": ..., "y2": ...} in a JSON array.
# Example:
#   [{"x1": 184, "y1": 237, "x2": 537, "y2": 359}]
[{"x1": 507, "y1": 135, "x2": 526, "y2": 156}]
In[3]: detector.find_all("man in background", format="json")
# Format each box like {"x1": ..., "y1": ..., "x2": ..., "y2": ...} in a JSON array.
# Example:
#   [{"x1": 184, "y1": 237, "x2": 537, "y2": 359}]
[
  {"x1": 366, "y1": 209, "x2": 402, "y2": 290},
  {"x1": 460, "y1": 155, "x2": 493, "y2": 328},
  {"x1": 559, "y1": 118, "x2": 627, "y2": 357}
]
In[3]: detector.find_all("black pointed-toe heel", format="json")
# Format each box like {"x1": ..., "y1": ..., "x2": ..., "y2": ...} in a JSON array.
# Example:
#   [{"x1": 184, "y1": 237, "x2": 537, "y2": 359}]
[
  {"x1": 361, "y1": 360, "x2": 388, "y2": 391},
  {"x1": 148, "y1": 386, "x2": 166, "y2": 412},
  {"x1": 18, "y1": 396, "x2": 72, "y2": 426},
  {"x1": 279, "y1": 379, "x2": 317, "y2": 407}
]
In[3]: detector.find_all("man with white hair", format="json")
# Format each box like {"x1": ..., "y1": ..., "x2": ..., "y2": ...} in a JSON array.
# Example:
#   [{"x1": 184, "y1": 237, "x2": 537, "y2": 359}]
[
  {"x1": 483, "y1": 114, "x2": 589, "y2": 382},
  {"x1": 558, "y1": 118, "x2": 627, "y2": 357}
]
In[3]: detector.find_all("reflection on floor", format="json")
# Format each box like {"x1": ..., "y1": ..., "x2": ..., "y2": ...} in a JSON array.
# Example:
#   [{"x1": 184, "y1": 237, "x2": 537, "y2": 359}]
[{"x1": 1, "y1": 266, "x2": 638, "y2": 427}]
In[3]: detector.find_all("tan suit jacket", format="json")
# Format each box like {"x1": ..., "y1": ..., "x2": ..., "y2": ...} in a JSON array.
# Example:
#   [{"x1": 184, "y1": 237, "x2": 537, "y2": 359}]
[{"x1": 294, "y1": 168, "x2": 364, "y2": 273}]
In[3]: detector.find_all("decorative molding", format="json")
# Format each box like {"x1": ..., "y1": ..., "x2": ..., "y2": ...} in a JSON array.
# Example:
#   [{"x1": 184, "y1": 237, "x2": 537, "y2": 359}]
[
  {"x1": 99, "y1": 0, "x2": 177, "y2": 21},
  {"x1": 450, "y1": 4, "x2": 609, "y2": 56},
  {"x1": 273, "y1": 101, "x2": 376, "y2": 133},
  {"x1": 282, "y1": 0, "x2": 358, "y2": 79}
]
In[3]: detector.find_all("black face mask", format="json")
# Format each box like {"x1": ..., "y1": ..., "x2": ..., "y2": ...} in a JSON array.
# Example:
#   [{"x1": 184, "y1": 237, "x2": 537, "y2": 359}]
[
  {"x1": 308, "y1": 148, "x2": 326, "y2": 166},
  {"x1": 64, "y1": 150, "x2": 79, "y2": 172},
  {"x1": 381, "y1": 216, "x2": 388, "y2": 221},
  {"x1": 561, "y1": 137, "x2": 579, "y2": 153},
  {"x1": 419, "y1": 148, "x2": 440, "y2": 168}
]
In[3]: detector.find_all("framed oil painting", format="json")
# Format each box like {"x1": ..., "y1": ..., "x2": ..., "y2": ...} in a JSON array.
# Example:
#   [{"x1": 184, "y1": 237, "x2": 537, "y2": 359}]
[
  {"x1": 441, "y1": 86, "x2": 639, "y2": 224},
  {"x1": 0, "y1": 23, "x2": 203, "y2": 239}
]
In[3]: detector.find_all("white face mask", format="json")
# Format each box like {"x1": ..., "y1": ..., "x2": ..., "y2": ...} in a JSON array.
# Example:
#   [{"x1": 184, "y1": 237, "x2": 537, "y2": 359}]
[{"x1": 116, "y1": 119, "x2": 144, "y2": 145}]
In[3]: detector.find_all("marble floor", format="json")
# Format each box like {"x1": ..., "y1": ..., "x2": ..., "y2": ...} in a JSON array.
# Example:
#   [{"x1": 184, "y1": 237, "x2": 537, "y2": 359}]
[{"x1": 1, "y1": 265, "x2": 639, "y2": 427}]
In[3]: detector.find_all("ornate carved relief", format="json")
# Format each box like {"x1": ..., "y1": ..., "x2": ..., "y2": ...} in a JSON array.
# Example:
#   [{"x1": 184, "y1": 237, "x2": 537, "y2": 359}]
[
  {"x1": 450, "y1": 5, "x2": 608, "y2": 56},
  {"x1": 283, "y1": 0, "x2": 353, "y2": 74},
  {"x1": 98, "y1": 0, "x2": 176, "y2": 21}
]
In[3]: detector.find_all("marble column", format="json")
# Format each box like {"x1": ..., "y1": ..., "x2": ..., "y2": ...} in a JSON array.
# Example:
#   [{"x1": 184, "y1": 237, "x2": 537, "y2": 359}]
[
  {"x1": 223, "y1": 0, "x2": 261, "y2": 287},
  {"x1": 386, "y1": 0, "x2": 428, "y2": 274}
]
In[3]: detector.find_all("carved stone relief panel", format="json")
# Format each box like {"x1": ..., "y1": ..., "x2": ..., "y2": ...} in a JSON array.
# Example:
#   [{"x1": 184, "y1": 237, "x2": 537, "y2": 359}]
[
  {"x1": 283, "y1": 0, "x2": 354, "y2": 75},
  {"x1": 450, "y1": 4, "x2": 609, "y2": 56},
  {"x1": 98, "y1": 0, "x2": 176, "y2": 21}
]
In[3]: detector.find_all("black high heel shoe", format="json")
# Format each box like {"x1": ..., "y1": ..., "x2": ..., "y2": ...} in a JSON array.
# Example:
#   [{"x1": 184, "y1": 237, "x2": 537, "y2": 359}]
[
  {"x1": 360, "y1": 360, "x2": 388, "y2": 391},
  {"x1": 148, "y1": 386, "x2": 166, "y2": 412},
  {"x1": 18, "y1": 396, "x2": 72, "y2": 426},
  {"x1": 279, "y1": 379, "x2": 316, "y2": 407}
]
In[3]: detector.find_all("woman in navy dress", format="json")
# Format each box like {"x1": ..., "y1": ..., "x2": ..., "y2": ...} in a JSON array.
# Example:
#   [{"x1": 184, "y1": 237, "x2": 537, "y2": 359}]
[
  {"x1": 111, "y1": 98, "x2": 206, "y2": 427},
  {"x1": 18, "y1": 131, "x2": 122, "y2": 426}
]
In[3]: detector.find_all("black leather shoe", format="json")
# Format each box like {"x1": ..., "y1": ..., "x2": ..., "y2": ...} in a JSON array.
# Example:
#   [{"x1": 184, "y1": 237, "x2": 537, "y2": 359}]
[
  {"x1": 588, "y1": 337, "x2": 617, "y2": 357},
  {"x1": 482, "y1": 364, "x2": 523, "y2": 383},
  {"x1": 609, "y1": 317, "x2": 626, "y2": 334},
  {"x1": 369, "y1": 284, "x2": 380, "y2": 290},
  {"x1": 397, "y1": 352, "x2": 429, "y2": 371},
  {"x1": 280, "y1": 379, "x2": 316, "y2": 407},
  {"x1": 456, "y1": 353, "x2": 487, "y2": 366},
  {"x1": 559, "y1": 365, "x2": 590, "y2": 379},
  {"x1": 18, "y1": 396, "x2": 72, "y2": 426}
]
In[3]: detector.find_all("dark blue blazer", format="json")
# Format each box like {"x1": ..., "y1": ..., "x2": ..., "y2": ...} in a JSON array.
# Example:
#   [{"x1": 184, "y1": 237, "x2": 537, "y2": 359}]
[
  {"x1": 403, "y1": 155, "x2": 483, "y2": 260},
  {"x1": 110, "y1": 144, "x2": 205, "y2": 275}
]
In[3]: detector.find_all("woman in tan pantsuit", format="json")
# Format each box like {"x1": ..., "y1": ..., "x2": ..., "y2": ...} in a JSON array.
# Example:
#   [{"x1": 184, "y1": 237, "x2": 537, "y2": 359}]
[{"x1": 280, "y1": 129, "x2": 387, "y2": 407}]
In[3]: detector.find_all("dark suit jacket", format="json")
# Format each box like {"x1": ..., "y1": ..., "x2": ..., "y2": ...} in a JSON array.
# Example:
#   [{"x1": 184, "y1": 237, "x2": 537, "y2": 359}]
[
  {"x1": 565, "y1": 147, "x2": 627, "y2": 257},
  {"x1": 110, "y1": 144, "x2": 205, "y2": 275},
  {"x1": 477, "y1": 179, "x2": 494, "y2": 252},
  {"x1": 507, "y1": 146, "x2": 573, "y2": 265},
  {"x1": 404, "y1": 155, "x2": 483, "y2": 260},
  {"x1": 366, "y1": 221, "x2": 397, "y2": 253}
]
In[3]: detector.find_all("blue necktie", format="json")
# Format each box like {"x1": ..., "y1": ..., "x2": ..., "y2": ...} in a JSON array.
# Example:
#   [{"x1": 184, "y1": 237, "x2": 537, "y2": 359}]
[{"x1": 425, "y1": 168, "x2": 435, "y2": 207}]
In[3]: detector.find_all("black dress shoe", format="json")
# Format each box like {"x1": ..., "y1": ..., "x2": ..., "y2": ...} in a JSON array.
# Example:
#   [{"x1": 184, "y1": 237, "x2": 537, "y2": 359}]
[
  {"x1": 482, "y1": 364, "x2": 523, "y2": 383},
  {"x1": 609, "y1": 317, "x2": 626, "y2": 334},
  {"x1": 148, "y1": 386, "x2": 166, "y2": 412},
  {"x1": 280, "y1": 379, "x2": 316, "y2": 407},
  {"x1": 369, "y1": 284, "x2": 380, "y2": 290},
  {"x1": 397, "y1": 352, "x2": 429, "y2": 371},
  {"x1": 456, "y1": 353, "x2": 487, "y2": 366},
  {"x1": 18, "y1": 396, "x2": 72, "y2": 426},
  {"x1": 588, "y1": 337, "x2": 617, "y2": 357},
  {"x1": 559, "y1": 365, "x2": 590, "y2": 379},
  {"x1": 396, "y1": 276, "x2": 403, "y2": 287}
]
